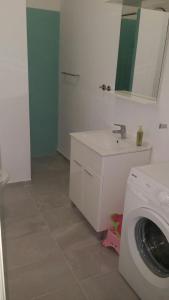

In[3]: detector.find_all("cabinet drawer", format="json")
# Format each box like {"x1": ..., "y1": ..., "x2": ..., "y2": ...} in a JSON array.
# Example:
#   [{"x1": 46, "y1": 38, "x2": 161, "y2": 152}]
[{"x1": 71, "y1": 137, "x2": 102, "y2": 177}]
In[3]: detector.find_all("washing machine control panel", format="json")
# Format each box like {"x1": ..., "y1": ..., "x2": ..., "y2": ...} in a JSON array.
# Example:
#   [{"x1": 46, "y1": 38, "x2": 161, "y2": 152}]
[
  {"x1": 129, "y1": 170, "x2": 166, "y2": 203},
  {"x1": 129, "y1": 169, "x2": 169, "y2": 212}
]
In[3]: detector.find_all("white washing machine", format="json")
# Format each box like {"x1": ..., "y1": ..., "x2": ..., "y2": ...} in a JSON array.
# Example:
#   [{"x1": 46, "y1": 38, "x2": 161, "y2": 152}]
[{"x1": 119, "y1": 162, "x2": 169, "y2": 300}]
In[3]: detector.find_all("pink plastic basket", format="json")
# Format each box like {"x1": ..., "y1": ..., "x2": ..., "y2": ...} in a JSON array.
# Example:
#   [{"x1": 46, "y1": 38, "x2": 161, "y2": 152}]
[{"x1": 102, "y1": 230, "x2": 120, "y2": 255}]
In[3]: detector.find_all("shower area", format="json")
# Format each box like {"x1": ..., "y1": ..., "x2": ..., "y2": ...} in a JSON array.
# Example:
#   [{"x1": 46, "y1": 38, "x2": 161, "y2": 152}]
[{"x1": 27, "y1": 5, "x2": 60, "y2": 158}]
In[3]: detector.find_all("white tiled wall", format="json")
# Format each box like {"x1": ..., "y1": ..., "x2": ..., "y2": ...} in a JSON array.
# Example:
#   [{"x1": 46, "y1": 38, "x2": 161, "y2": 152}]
[
  {"x1": 0, "y1": 0, "x2": 31, "y2": 182},
  {"x1": 58, "y1": 0, "x2": 169, "y2": 163}
]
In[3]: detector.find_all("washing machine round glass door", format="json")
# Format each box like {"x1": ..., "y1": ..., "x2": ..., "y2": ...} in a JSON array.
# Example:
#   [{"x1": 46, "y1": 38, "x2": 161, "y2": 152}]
[
  {"x1": 127, "y1": 208, "x2": 169, "y2": 284},
  {"x1": 135, "y1": 217, "x2": 169, "y2": 278}
]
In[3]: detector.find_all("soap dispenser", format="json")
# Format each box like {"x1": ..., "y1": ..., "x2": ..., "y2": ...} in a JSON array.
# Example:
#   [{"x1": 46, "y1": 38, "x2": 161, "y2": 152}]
[{"x1": 136, "y1": 126, "x2": 143, "y2": 146}]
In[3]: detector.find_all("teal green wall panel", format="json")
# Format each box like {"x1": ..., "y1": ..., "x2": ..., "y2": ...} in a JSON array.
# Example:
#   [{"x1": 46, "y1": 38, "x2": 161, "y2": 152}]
[
  {"x1": 27, "y1": 8, "x2": 60, "y2": 157},
  {"x1": 129, "y1": 9, "x2": 141, "y2": 91},
  {"x1": 115, "y1": 19, "x2": 139, "y2": 91}
]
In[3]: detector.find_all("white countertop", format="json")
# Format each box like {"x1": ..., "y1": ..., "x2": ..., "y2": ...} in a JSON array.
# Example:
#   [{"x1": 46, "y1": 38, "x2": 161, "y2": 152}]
[{"x1": 70, "y1": 129, "x2": 151, "y2": 157}]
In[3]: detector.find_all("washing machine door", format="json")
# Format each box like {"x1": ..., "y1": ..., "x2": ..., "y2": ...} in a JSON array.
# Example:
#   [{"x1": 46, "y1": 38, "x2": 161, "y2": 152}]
[{"x1": 126, "y1": 207, "x2": 169, "y2": 287}]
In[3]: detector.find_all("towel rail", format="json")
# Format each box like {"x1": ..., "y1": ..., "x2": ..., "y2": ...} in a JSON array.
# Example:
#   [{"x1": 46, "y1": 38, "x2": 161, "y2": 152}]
[{"x1": 61, "y1": 72, "x2": 80, "y2": 77}]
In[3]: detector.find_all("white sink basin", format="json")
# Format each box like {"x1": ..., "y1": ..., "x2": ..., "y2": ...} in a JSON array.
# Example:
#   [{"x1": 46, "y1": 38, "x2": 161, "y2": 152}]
[{"x1": 70, "y1": 129, "x2": 151, "y2": 156}]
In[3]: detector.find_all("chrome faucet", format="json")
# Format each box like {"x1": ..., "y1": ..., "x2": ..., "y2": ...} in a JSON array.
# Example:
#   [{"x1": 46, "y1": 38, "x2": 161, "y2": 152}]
[{"x1": 112, "y1": 124, "x2": 127, "y2": 139}]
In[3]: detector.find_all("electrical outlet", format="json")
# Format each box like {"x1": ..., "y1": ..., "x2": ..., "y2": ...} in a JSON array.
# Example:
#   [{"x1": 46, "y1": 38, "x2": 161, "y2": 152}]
[{"x1": 159, "y1": 123, "x2": 168, "y2": 129}]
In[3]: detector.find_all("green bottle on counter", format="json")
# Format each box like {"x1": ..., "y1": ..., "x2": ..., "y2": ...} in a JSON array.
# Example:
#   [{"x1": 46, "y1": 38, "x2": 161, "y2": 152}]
[{"x1": 136, "y1": 126, "x2": 143, "y2": 146}]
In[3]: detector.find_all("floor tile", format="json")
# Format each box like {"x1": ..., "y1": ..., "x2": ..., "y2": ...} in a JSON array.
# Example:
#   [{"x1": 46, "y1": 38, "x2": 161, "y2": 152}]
[
  {"x1": 82, "y1": 271, "x2": 139, "y2": 300},
  {"x1": 29, "y1": 174, "x2": 68, "y2": 199},
  {"x1": 31, "y1": 155, "x2": 69, "y2": 187},
  {"x1": 55, "y1": 171, "x2": 69, "y2": 195},
  {"x1": 47, "y1": 154, "x2": 69, "y2": 172},
  {"x1": 31, "y1": 157, "x2": 48, "y2": 173},
  {"x1": 4, "y1": 215, "x2": 48, "y2": 240},
  {"x1": 65, "y1": 243, "x2": 118, "y2": 281},
  {"x1": 3, "y1": 191, "x2": 39, "y2": 222},
  {"x1": 29, "y1": 178, "x2": 62, "y2": 195},
  {"x1": 31, "y1": 153, "x2": 69, "y2": 176},
  {"x1": 32, "y1": 279, "x2": 87, "y2": 300},
  {"x1": 3, "y1": 183, "x2": 30, "y2": 201},
  {"x1": 6, "y1": 231, "x2": 59, "y2": 270},
  {"x1": 42, "y1": 206, "x2": 84, "y2": 237},
  {"x1": 3, "y1": 154, "x2": 138, "y2": 300},
  {"x1": 35, "y1": 190, "x2": 70, "y2": 212},
  {"x1": 7, "y1": 253, "x2": 71, "y2": 300},
  {"x1": 31, "y1": 170, "x2": 69, "y2": 185},
  {"x1": 55, "y1": 221, "x2": 98, "y2": 251}
]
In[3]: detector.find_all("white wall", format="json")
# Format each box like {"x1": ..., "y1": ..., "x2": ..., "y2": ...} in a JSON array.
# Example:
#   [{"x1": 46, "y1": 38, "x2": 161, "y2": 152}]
[
  {"x1": 58, "y1": 0, "x2": 121, "y2": 158},
  {"x1": 132, "y1": 9, "x2": 169, "y2": 98},
  {"x1": 27, "y1": 0, "x2": 60, "y2": 11},
  {"x1": 0, "y1": 0, "x2": 31, "y2": 182},
  {"x1": 59, "y1": 1, "x2": 169, "y2": 164}
]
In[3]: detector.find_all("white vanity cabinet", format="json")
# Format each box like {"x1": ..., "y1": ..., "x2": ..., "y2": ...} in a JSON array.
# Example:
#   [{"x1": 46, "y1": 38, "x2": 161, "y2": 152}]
[
  {"x1": 70, "y1": 138, "x2": 102, "y2": 230},
  {"x1": 69, "y1": 131, "x2": 151, "y2": 232}
]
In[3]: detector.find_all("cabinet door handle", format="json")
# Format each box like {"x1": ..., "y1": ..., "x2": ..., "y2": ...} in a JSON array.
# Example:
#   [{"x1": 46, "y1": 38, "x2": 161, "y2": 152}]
[
  {"x1": 73, "y1": 160, "x2": 82, "y2": 167},
  {"x1": 99, "y1": 84, "x2": 107, "y2": 91},
  {"x1": 106, "y1": 85, "x2": 112, "y2": 91},
  {"x1": 84, "y1": 168, "x2": 93, "y2": 177}
]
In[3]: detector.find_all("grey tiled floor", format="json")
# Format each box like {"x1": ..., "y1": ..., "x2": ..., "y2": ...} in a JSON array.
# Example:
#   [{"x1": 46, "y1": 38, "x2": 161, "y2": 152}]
[{"x1": 2, "y1": 153, "x2": 138, "y2": 300}]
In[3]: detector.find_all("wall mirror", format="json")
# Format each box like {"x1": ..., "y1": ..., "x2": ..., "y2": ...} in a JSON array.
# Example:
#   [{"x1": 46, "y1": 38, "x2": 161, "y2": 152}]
[{"x1": 115, "y1": 0, "x2": 169, "y2": 102}]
